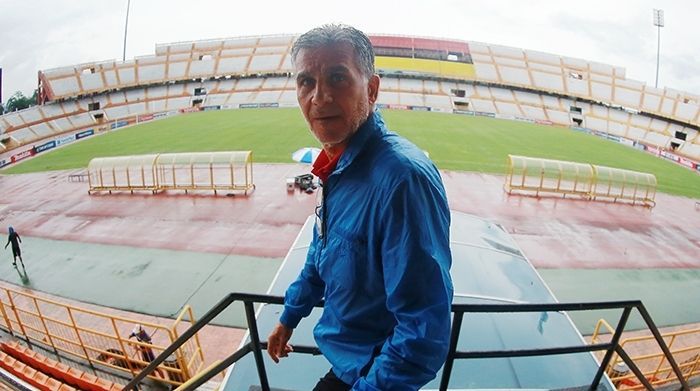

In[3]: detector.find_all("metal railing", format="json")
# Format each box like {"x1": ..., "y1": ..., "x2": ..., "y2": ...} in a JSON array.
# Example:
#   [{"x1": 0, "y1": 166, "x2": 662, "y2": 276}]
[
  {"x1": 124, "y1": 293, "x2": 691, "y2": 391},
  {"x1": 591, "y1": 318, "x2": 700, "y2": 389},
  {"x1": 0, "y1": 286, "x2": 205, "y2": 386}
]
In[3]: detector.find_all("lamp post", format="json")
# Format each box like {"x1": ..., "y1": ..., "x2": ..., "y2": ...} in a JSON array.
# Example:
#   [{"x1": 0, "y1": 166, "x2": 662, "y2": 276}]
[
  {"x1": 653, "y1": 9, "x2": 664, "y2": 88},
  {"x1": 123, "y1": 0, "x2": 132, "y2": 62}
]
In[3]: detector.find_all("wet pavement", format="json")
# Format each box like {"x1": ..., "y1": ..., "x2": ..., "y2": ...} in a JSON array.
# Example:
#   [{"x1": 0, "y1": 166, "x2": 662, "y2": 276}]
[{"x1": 0, "y1": 165, "x2": 699, "y2": 330}]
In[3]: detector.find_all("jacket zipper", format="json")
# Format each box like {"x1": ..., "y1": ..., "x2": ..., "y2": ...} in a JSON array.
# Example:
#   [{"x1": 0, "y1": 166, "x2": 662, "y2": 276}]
[{"x1": 321, "y1": 180, "x2": 329, "y2": 248}]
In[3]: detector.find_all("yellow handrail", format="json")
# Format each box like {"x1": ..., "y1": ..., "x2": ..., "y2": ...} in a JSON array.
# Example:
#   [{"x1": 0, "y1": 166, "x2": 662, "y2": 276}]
[
  {"x1": 0, "y1": 286, "x2": 206, "y2": 386},
  {"x1": 590, "y1": 318, "x2": 700, "y2": 389}
]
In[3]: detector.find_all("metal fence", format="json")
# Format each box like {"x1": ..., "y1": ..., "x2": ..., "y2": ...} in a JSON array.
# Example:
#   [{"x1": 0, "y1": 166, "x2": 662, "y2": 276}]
[
  {"x1": 592, "y1": 319, "x2": 700, "y2": 389},
  {"x1": 0, "y1": 286, "x2": 205, "y2": 387},
  {"x1": 124, "y1": 293, "x2": 691, "y2": 391}
]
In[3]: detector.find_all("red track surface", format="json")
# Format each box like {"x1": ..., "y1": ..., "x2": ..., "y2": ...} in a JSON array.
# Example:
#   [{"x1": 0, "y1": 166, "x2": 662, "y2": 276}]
[{"x1": 1, "y1": 165, "x2": 698, "y2": 268}]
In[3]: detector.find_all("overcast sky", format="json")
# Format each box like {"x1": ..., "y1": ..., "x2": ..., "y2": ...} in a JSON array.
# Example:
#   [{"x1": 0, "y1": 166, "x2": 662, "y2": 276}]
[{"x1": 1, "y1": 0, "x2": 698, "y2": 102}]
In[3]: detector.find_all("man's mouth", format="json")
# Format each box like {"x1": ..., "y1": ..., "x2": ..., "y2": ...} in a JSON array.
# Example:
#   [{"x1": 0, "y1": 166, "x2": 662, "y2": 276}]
[{"x1": 314, "y1": 115, "x2": 339, "y2": 120}]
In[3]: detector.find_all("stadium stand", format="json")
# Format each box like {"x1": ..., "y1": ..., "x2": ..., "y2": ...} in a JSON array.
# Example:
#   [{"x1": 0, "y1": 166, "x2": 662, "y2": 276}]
[
  {"x1": 0, "y1": 342, "x2": 122, "y2": 391},
  {"x1": 1, "y1": 34, "x2": 699, "y2": 169}
]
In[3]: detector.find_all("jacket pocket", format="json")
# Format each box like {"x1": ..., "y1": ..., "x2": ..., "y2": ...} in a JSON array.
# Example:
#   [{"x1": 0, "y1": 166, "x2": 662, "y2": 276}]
[{"x1": 322, "y1": 233, "x2": 368, "y2": 292}]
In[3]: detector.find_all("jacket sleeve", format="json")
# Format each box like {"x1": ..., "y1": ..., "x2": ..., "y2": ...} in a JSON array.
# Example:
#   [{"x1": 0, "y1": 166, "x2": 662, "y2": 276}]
[
  {"x1": 354, "y1": 169, "x2": 453, "y2": 391},
  {"x1": 279, "y1": 236, "x2": 325, "y2": 329}
]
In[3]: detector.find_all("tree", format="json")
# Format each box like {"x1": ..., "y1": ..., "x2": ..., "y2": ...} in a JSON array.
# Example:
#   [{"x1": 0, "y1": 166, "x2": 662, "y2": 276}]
[{"x1": 5, "y1": 90, "x2": 37, "y2": 113}]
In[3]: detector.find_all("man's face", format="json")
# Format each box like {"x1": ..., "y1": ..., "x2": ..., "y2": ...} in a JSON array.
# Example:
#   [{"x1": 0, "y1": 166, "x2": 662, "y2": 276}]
[{"x1": 294, "y1": 43, "x2": 379, "y2": 148}]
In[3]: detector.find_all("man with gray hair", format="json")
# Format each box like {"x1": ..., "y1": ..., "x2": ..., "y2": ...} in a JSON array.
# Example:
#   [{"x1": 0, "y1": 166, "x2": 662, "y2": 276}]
[{"x1": 267, "y1": 24, "x2": 453, "y2": 391}]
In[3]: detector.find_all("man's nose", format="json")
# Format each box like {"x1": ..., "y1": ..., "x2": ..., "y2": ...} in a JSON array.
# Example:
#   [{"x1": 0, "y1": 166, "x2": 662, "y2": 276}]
[{"x1": 311, "y1": 81, "x2": 333, "y2": 105}]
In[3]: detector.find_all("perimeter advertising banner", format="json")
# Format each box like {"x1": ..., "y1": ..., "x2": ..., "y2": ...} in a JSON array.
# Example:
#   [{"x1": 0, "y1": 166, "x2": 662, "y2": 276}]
[
  {"x1": 34, "y1": 140, "x2": 56, "y2": 153},
  {"x1": 603, "y1": 133, "x2": 621, "y2": 143},
  {"x1": 570, "y1": 126, "x2": 592, "y2": 134},
  {"x1": 11, "y1": 148, "x2": 35, "y2": 163},
  {"x1": 515, "y1": 116, "x2": 535, "y2": 123},
  {"x1": 659, "y1": 150, "x2": 698, "y2": 169},
  {"x1": 644, "y1": 144, "x2": 661, "y2": 155},
  {"x1": 0, "y1": 159, "x2": 7, "y2": 168},
  {"x1": 430, "y1": 107, "x2": 450, "y2": 113},
  {"x1": 110, "y1": 120, "x2": 128, "y2": 130},
  {"x1": 76, "y1": 129, "x2": 94, "y2": 139},
  {"x1": 660, "y1": 150, "x2": 677, "y2": 161},
  {"x1": 678, "y1": 157, "x2": 697, "y2": 169},
  {"x1": 495, "y1": 113, "x2": 515, "y2": 121},
  {"x1": 619, "y1": 137, "x2": 635, "y2": 147},
  {"x1": 475, "y1": 111, "x2": 496, "y2": 118},
  {"x1": 640, "y1": 143, "x2": 699, "y2": 170},
  {"x1": 409, "y1": 106, "x2": 430, "y2": 112},
  {"x1": 56, "y1": 134, "x2": 76, "y2": 146}
]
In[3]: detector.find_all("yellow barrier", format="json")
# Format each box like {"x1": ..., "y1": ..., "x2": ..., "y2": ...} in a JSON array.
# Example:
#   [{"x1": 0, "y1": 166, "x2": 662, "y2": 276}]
[
  {"x1": 88, "y1": 151, "x2": 255, "y2": 195},
  {"x1": 504, "y1": 155, "x2": 657, "y2": 207},
  {"x1": 0, "y1": 286, "x2": 205, "y2": 387},
  {"x1": 591, "y1": 319, "x2": 700, "y2": 389},
  {"x1": 375, "y1": 56, "x2": 476, "y2": 79}
]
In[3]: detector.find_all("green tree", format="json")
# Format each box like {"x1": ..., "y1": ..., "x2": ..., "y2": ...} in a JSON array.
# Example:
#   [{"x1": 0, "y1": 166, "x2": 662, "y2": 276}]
[{"x1": 5, "y1": 90, "x2": 37, "y2": 112}]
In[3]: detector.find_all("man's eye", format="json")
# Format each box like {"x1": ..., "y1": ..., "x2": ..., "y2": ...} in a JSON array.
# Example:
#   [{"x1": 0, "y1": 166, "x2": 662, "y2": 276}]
[
  {"x1": 299, "y1": 78, "x2": 314, "y2": 87},
  {"x1": 330, "y1": 73, "x2": 346, "y2": 83}
]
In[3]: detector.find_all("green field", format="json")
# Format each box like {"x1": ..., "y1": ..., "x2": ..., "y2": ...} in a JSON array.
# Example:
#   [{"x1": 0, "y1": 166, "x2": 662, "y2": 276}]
[{"x1": 4, "y1": 108, "x2": 700, "y2": 198}]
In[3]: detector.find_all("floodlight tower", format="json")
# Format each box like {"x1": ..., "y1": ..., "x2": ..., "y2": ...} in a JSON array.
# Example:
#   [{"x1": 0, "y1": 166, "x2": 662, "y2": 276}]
[
  {"x1": 653, "y1": 9, "x2": 664, "y2": 88},
  {"x1": 123, "y1": 0, "x2": 132, "y2": 62}
]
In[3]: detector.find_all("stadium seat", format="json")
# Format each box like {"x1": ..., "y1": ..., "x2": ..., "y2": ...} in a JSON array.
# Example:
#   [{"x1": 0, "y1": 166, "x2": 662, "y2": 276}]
[{"x1": 0, "y1": 342, "x2": 116, "y2": 391}]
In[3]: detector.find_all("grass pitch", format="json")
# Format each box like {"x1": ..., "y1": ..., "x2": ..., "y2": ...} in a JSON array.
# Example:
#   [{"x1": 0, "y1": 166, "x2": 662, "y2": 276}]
[{"x1": 4, "y1": 108, "x2": 700, "y2": 198}]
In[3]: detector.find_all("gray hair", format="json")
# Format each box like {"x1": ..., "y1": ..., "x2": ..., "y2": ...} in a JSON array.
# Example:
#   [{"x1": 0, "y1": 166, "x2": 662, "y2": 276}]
[{"x1": 291, "y1": 24, "x2": 375, "y2": 79}]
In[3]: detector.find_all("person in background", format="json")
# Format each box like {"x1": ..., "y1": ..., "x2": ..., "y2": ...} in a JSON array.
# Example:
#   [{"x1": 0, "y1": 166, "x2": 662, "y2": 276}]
[
  {"x1": 5, "y1": 226, "x2": 24, "y2": 268},
  {"x1": 267, "y1": 24, "x2": 453, "y2": 391},
  {"x1": 129, "y1": 324, "x2": 156, "y2": 362}
]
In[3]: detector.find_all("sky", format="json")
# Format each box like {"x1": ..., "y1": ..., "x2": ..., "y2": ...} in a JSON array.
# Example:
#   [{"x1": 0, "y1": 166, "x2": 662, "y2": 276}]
[{"x1": 1, "y1": 0, "x2": 698, "y2": 103}]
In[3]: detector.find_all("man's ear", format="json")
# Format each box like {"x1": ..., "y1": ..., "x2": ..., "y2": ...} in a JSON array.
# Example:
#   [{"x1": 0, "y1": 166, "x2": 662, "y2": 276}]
[{"x1": 367, "y1": 74, "x2": 380, "y2": 105}]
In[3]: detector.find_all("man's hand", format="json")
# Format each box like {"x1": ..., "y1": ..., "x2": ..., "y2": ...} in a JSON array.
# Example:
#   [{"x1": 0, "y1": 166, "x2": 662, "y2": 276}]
[{"x1": 267, "y1": 323, "x2": 294, "y2": 363}]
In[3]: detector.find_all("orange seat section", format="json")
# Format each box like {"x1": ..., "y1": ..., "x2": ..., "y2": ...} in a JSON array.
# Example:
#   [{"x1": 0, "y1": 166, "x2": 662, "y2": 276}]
[{"x1": 1, "y1": 342, "x2": 114, "y2": 391}]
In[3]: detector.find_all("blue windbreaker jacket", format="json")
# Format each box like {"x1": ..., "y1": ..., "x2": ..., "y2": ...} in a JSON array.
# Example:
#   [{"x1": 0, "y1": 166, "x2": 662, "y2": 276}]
[{"x1": 280, "y1": 111, "x2": 453, "y2": 390}]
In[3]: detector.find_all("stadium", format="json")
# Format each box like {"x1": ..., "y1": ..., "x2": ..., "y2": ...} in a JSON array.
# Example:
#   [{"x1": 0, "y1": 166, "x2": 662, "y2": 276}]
[{"x1": 1, "y1": 21, "x2": 699, "y2": 391}]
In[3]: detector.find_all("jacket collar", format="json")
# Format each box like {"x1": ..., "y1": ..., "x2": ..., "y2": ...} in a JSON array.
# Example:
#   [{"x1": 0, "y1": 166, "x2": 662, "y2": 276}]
[{"x1": 333, "y1": 110, "x2": 385, "y2": 175}]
